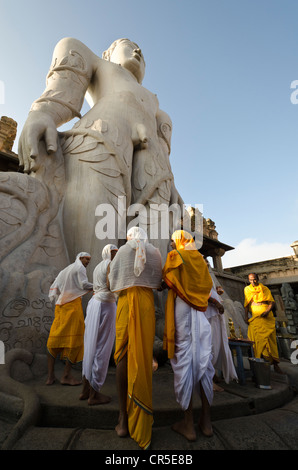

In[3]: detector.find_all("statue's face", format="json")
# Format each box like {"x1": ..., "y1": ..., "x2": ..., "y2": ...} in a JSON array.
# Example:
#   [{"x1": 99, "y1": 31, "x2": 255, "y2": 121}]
[{"x1": 110, "y1": 40, "x2": 145, "y2": 83}]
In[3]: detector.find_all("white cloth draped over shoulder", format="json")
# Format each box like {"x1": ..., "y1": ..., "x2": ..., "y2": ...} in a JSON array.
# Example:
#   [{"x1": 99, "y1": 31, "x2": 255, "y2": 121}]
[
  {"x1": 126, "y1": 226, "x2": 147, "y2": 277},
  {"x1": 109, "y1": 227, "x2": 162, "y2": 292},
  {"x1": 204, "y1": 286, "x2": 238, "y2": 384},
  {"x1": 49, "y1": 252, "x2": 93, "y2": 305},
  {"x1": 93, "y1": 244, "x2": 118, "y2": 303},
  {"x1": 171, "y1": 296, "x2": 214, "y2": 410}
]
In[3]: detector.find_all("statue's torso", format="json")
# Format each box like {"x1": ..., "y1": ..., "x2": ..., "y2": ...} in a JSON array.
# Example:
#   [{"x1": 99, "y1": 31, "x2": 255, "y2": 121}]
[{"x1": 85, "y1": 60, "x2": 160, "y2": 135}]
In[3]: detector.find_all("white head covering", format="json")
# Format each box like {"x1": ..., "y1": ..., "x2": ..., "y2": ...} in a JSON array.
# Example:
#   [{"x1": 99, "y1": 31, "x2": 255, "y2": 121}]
[
  {"x1": 77, "y1": 252, "x2": 91, "y2": 259},
  {"x1": 126, "y1": 226, "x2": 148, "y2": 276},
  {"x1": 101, "y1": 244, "x2": 118, "y2": 261},
  {"x1": 93, "y1": 244, "x2": 118, "y2": 302},
  {"x1": 49, "y1": 252, "x2": 92, "y2": 305}
]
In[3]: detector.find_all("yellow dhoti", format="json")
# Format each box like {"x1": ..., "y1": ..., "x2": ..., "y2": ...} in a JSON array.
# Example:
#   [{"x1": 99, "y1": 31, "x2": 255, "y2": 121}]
[
  {"x1": 47, "y1": 297, "x2": 85, "y2": 364},
  {"x1": 114, "y1": 287, "x2": 155, "y2": 450},
  {"x1": 244, "y1": 282, "x2": 279, "y2": 363},
  {"x1": 248, "y1": 304, "x2": 279, "y2": 363}
]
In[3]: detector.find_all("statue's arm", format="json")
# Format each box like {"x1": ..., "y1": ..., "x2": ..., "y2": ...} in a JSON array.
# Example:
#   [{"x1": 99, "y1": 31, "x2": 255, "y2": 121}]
[
  {"x1": 18, "y1": 37, "x2": 97, "y2": 172},
  {"x1": 156, "y1": 108, "x2": 184, "y2": 207}
]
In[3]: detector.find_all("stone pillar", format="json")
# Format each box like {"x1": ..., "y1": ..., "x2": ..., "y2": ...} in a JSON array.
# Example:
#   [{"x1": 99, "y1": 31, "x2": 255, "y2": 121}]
[{"x1": 212, "y1": 248, "x2": 225, "y2": 273}]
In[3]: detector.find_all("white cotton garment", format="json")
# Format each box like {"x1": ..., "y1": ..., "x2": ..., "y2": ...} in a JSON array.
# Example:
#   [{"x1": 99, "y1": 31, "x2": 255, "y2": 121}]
[
  {"x1": 82, "y1": 296, "x2": 116, "y2": 392},
  {"x1": 126, "y1": 226, "x2": 148, "y2": 276},
  {"x1": 204, "y1": 286, "x2": 221, "y2": 320},
  {"x1": 93, "y1": 244, "x2": 118, "y2": 303},
  {"x1": 208, "y1": 314, "x2": 238, "y2": 383},
  {"x1": 49, "y1": 252, "x2": 93, "y2": 305},
  {"x1": 108, "y1": 242, "x2": 162, "y2": 292},
  {"x1": 204, "y1": 286, "x2": 238, "y2": 383},
  {"x1": 170, "y1": 296, "x2": 214, "y2": 410}
]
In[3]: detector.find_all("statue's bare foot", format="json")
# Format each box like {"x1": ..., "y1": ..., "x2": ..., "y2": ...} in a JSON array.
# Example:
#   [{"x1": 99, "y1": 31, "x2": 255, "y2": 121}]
[
  {"x1": 171, "y1": 420, "x2": 196, "y2": 442},
  {"x1": 88, "y1": 392, "x2": 111, "y2": 406}
]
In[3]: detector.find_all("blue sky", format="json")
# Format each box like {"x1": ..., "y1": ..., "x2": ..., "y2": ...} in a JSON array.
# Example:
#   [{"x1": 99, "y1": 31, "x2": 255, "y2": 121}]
[{"x1": 1, "y1": 0, "x2": 298, "y2": 267}]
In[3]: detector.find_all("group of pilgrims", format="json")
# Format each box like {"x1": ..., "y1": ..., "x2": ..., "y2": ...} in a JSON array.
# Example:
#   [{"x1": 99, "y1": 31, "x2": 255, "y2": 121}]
[{"x1": 45, "y1": 226, "x2": 240, "y2": 449}]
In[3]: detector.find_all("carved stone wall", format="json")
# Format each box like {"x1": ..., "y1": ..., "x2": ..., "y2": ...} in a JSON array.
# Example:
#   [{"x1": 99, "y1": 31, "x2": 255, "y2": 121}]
[{"x1": 0, "y1": 137, "x2": 68, "y2": 354}]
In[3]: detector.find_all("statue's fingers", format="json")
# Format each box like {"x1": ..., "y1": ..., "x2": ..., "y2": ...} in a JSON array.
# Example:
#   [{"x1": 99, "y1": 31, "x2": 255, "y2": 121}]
[
  {"x1": 45, "y1": 127, "x2": 58, "y2": 153},
  {"x1": 26, "y1": 130, "x2": 40, "y2": 159},
  {"x1": 23, "y1": 157, "x2": 32, "y2": 174},
  {"x1": 19, "y1": 133, "x2": 37, "y2": 173}
]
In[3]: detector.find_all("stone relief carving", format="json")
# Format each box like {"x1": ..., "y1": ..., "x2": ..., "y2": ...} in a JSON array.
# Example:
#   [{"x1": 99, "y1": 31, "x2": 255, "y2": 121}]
[
  {"x1": 204, "y1": 218, "x2": 218, "y2": 240},
  {"x1": 0, "y1": 141, "x2": 68, "y2": 352},
  {"x1": 281, "y1": 283, "x2": 297, "y2": 310},
  {"x1": 281, "y1": 283, "x2": 298, "y2": 334}
]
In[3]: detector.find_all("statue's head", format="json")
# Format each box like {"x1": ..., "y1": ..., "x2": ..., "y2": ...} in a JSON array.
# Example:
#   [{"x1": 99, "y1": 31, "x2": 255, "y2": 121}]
[{"x1": 102, "y1": 38, "x2": 145, "y2": 84}]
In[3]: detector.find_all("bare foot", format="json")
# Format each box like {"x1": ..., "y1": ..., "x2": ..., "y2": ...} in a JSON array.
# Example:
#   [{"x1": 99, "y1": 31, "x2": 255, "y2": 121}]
[
  {"x1": 213, "y1": 382, "x2": 224, "y2": 392},
  {"x1": 171, "y1": 420, "x2": 196, "y2": 442},
  {"x1": 60, "y1": 376, "x2": 82, "y2": 386},
  {"x1": 88, "y1": 392, "x2": 111, "y2": 406},
  {"x1": 152, "y1": 358, "x2": 158, "y2": 372},
  {"x1": 115, "y1": 414, "x2": 128, "y2": 438},
  {"x1": 79, "y1": 388, "x2": 90, "y2": 400},
  {"x1": 273, "y1": 363, "x2": 285, "y2": 375},
  {"x1": 198, "y1": 417, "x2": 213, "y2": 437},
  {"x1": 45, "y1": 375, "x2": 56, "y2": 385},
  {"x1": 79, "y1": 378, "x2": 90, "y2": 400}
]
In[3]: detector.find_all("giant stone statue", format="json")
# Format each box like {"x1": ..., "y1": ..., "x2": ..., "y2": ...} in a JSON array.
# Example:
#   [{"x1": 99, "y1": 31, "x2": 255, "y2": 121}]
[{"x1": 0, "y1": 38, "x2": 184, "y2": 354}]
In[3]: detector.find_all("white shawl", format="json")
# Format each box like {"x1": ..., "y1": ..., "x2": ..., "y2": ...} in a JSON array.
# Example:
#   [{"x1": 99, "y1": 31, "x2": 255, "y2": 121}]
[
  {"x1": 109, "y1": 229, "x2": 162, "y2": 292},
  {"x1": 126, "y1": 226, "x2": 148, "y2": 276},
  {"x1": 93, "y1": 244, "x2": 118, "y2": 303},
  {"x1": 49, "y1": 252, "x2": 93, "y2": 305}
]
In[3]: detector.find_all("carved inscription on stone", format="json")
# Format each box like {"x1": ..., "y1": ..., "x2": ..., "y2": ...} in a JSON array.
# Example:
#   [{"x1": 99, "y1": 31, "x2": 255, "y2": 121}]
[{"x1": 0, "y1": 296, "x2": 54, "y2": 352}]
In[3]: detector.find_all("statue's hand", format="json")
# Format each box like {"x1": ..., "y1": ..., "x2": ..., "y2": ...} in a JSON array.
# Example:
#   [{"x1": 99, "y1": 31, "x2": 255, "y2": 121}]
[{"x1": 18, "y1": 111, "x2": 58, "y2": 173}]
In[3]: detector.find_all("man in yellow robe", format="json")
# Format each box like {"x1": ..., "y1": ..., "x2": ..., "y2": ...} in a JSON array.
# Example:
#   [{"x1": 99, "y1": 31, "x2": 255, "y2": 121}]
[
  {"x1": 244, "y1": 273, "x2": 283, "y2": 373},
  {"x1": 162, "y1": 230, "x2": 214, "y2": 441},
  {"x1": 108, "y1": 227, "x2": 162, "y2": 450},
  {"x1": 46, "y1": 252, "x2": 93, "y2": 385}
]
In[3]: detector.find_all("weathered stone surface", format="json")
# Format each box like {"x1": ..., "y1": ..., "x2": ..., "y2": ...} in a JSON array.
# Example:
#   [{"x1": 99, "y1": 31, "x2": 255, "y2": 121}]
[{"x1": 0, "y1": 116, "x2": 17, "y2": 154}]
